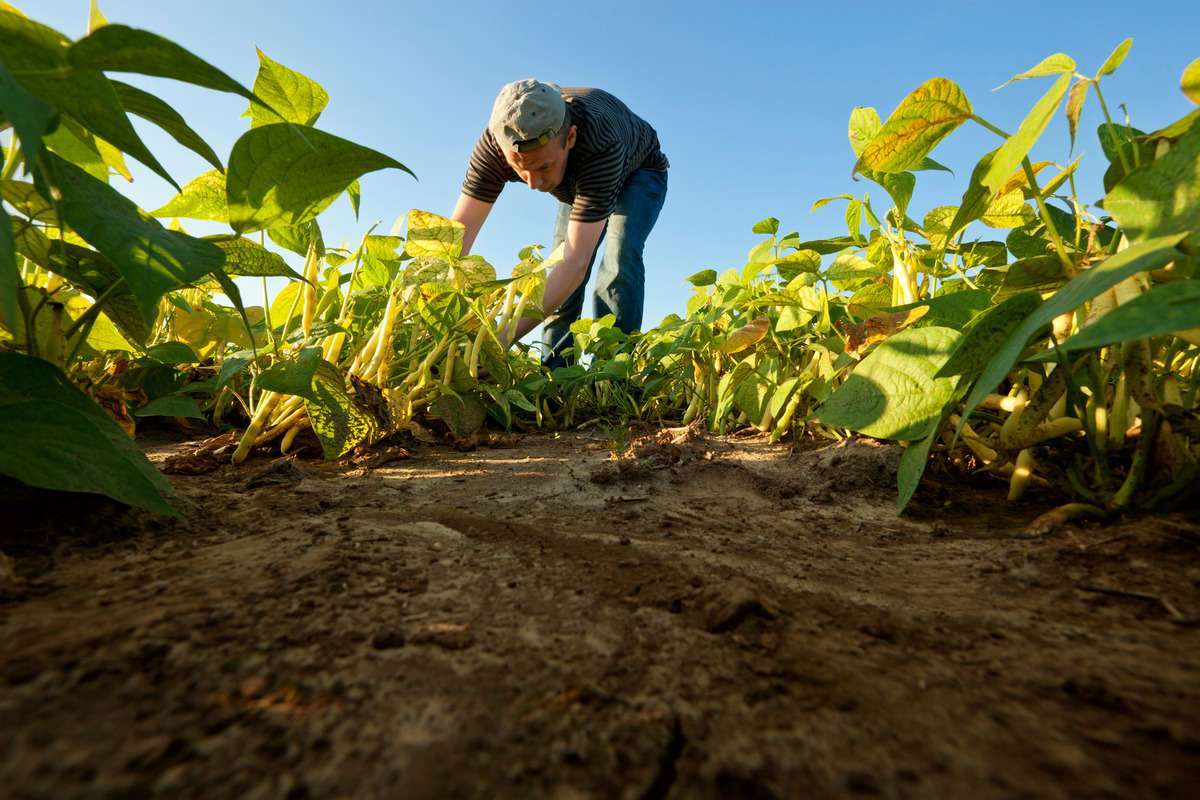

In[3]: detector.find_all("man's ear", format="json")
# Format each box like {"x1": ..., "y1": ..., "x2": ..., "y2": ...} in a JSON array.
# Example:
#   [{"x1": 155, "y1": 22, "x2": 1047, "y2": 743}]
[{"x1": 565, "y1": 125, "x2": 578, "y2": 150}]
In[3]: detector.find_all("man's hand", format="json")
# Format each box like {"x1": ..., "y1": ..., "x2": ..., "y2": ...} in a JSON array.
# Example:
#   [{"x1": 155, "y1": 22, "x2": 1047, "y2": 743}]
[{"x1": 503, "y1": 217, "x2": 604, "y2": 347}]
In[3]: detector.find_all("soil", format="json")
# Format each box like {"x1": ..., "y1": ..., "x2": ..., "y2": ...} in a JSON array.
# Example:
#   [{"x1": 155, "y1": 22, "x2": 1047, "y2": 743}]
[{"x1": 3, "y1": 426, "x2": 1200, "y2": 799}]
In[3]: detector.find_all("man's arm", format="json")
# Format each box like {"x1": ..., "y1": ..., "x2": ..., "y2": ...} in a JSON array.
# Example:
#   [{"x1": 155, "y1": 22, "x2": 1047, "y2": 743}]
[
  {"x1": 509, "y1": 217, "x2": 605, "y2": 342},
  {"x1": 450, "y1": 192, "x2": 494, "y2": 256}
]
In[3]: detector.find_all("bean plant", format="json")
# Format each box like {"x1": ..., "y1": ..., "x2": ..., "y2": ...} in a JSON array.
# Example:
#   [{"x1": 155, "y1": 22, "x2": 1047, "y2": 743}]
[{"x1": 2, "y1": 2, "x2": 1197, "y2": 523}]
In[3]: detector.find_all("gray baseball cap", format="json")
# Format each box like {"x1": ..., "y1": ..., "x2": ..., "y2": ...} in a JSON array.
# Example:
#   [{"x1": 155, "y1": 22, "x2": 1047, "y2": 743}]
[{"x1": 489, "y1": 79, "x2": 567, "y2": 152}]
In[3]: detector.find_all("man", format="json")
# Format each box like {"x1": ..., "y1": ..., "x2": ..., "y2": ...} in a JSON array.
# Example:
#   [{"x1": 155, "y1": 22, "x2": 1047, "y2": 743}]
[{"x1": 450, "y1": 79, "x2": 669, "y2": 367}]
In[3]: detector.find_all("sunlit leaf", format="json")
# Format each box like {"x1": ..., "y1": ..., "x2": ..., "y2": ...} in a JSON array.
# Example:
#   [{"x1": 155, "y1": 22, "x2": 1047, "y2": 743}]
[
  {"x1": 996, "y1": 53, "x2": 1075, "y2": 89},
  {"x1": 817, "y1": 326, "x2": 961, "y2": 441},
  {"x1": 1104, "y1": 116, "x2": 1200, "y2": 251},
  {"x1": 980, "y1": 73, "x2": 1072, "y2": 194},
  {"x1": 404, "y1": 209, "x2": 464, "y2": 260},
  {"x1": 153, "y1": 169, "x2": 229, "y2": 222},
  {"x1": 226, "y1": 123, "x2": 413, "y2": 233},
  {"x1": 1096, "y1": 38, "x2": 1133, "y2": 78},
  {"x1": 855, "y1": 78, "x2": 972, "y2": 174},
  {"x1": 1185, "y1": 58, "x2": 1200, "y2": 105},
  {"x1": 111, "y1": 80, "x2": 223, "y2": 171},
  {"x1": 1060, "y1": 281, "x2": 1200, "y2": 351},
  {"x1": 717, "y1": 317, "x2": 769, "y2": 354},
  {"x1": 248, "y1": 48, "x2": 329, "y2": 128}
]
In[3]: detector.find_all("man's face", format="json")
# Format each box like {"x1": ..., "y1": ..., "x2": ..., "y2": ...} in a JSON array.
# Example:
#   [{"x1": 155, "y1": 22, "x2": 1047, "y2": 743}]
[{"x1": 504, "y1": 126, "x2": 577, "y2": 193}]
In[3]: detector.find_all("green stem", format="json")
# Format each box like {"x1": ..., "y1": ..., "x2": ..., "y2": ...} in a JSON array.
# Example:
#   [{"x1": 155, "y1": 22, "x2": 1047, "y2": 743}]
[
  {"x1": 971, "y1": 115, "x2": 1010, "y2": 139},
  {"x1": 1112, "y1": 409, "x2": 1160, "y2": 509},
  {"x1": 63, "y1": 279, "x2": 126, "y2": 341},
  {"x1": 1091, "y1": 82, "x2": 1134, "y2": 172},
  {"x1": 16, "y1": 282, "x2": 37, "y2": 357},
  {"x1": 1, "y1": 137, "x2": 20, "y2": 181},
  {"x1": 1021, "y1": 157, "x2": 1074, "y2": 274}
]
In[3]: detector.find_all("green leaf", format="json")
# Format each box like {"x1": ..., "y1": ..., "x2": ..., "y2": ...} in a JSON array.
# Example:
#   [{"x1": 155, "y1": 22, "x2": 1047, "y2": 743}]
[
  {"x1": 1066, "y1": 78, "x2": 1090, "y2": 151},
  {"x1": 847, "y1": 106, "x2": 881, "y2": 157},
  {"x1": 68, "y1": 25, "x2": 262, "y2": 105},
  {"x1": 1002, "y1": 255, "x2": 1067, "y2": 291},
  {"x1": 145, "y1": 340, "x2": 199, "y2": 364},
  {"x1": 268, "y1": 281, "x2": 303, "y2": 329},
  {"x1": 134, "y1": 394, "x2": 204, "y2": 419},
  {"x1": 43, "y1": 117, "x2": 107, "y2": 180},
  {"x1": 432, "y1": 393, "x2": 487, "y2": 438},
  {"x1": 751, "y1": 216, "x2": 779, "y2": 235},
  {"x1": 0, "y1": 59, "x2": 54, "y2": 167},
  {"x1": 1059, "y1": 281, "x2": 1200, "y2": 351},
  {"x1": 889, "y1": 289, "x2": 993, "y2": 329},
  {"x1": 111, "y1": 80, "x2": 223, "y2": 171},
  {"x1": 152, "y1": 169, "x2": 228, "y2": 222},
  {"x1": 1, "y1": 180, "x2": 56, "y2": 223},
  {"x1": 1097, "y1": 123, "x2": 1146, "y2": 163},
  {"x1": 248, "y1": 48, "x2": 329, "y2": 128},
  {"x1": 773, "y1": 250, "x2": 821, "y2": 281},
  {"x1": 0, "y1": 351, "x2": 175, "y2": 514},
  {"x1": 826, "y1": 250, "x2": 883, "y2": 281},
  {"x1": 36, "y1": 240, "x2": 150, "y2": 345},
  {"x1": 306, "y1": 360, "x2": 376, "y2": 458},
  {"x1": 347, "y1": 179, "x2": 361, "y2": 219},
  {"x1": 816, "y1": 326, "x2": 961, "y2": 441},
  {"x1": 980, "y1": 190, "x2": 1035, "y2": 229},
  {"x1": 48, "y1": 154, "x2": 224, "y2": 324},
  {"x1": 0, "y1": 204, "x2": 17, "y2": 331},
  {"x1": 896, "y1": 411, "x2": 943, "y2": 513},
  {"x1": 88, "y1": 0, "x2": 107, "y2": 33},
  {"x1": 936, "y1": 291, "x2": 1043, "y2": 378},
  {"x1": 958, "y1": 235, "x2": 1186, "y2": 430},
  {"x1": 1096, "y1": 38, "x2": 1133, "y2": 79},
  {"x1": 0, "y1": 12, "x2": 177, "y2": 189},
  {"x1": 268, "y1": 220, "x2": 323, "y2": 258},
  {"x1": 687, "y1": 269, "x2": 717, "y2": 287},
  {"x1": 1104, "y1": 116, "x2": 1200, "y2": 251},
  {"x1": 255, "y1": 347, "x2": 324, "y2": 400},
  {"x1": 215, "y1": 355, "x2": 251, "y2": 390},
  {"x1": 980, "y1": 72, "x2": 1072, "y2": 194},
  {"x1": 1184, "y1": 58, "x2": 1200, "y2": 105},
  {"x1": 226, "y1": 123, "x2": 413, "y2": 234},
  {"x1": 855, "y1": 78, "x2": 972, "y2": 174},
  {"x1": 208, "y1": 235, "x2": 302, "y2": 279},
  {"x1": 997, "y1": 53, "x2": 1076, "y2": 89}
]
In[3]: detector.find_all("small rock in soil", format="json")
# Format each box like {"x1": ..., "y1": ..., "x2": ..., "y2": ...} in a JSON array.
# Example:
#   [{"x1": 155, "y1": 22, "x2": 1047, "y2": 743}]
[
  {"x1": 408, "y1": 622, "x2": 473, "y2": 650},
  {"x1": 703, "y1": 580, "x2": 777, "y2": 633}
]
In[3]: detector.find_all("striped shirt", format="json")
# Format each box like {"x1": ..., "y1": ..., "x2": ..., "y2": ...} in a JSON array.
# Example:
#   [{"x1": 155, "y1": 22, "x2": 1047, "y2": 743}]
[{"x1": 461, "y1": 88, "x2": 669, "y2": 223}]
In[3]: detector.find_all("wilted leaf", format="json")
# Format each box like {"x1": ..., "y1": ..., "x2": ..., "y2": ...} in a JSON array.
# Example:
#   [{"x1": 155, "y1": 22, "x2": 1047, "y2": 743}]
[
  {"x1": 209, "y1": 236, "x2": 302, "y2": 279},
  {"x1": 718, "y1": 317, "x2": 770, "y2": 354},
  {"x1": 1066, "y1": 78, "x2": 1090, "y2": 151},
  {"x1": 306, "y1": 361, "x2": 377, "y2": 458}
]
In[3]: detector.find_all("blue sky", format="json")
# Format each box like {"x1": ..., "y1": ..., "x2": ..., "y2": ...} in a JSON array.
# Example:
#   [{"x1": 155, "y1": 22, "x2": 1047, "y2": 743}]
[{"x1": 32, "y1": 0, "x2": 1200, "y2": 330}]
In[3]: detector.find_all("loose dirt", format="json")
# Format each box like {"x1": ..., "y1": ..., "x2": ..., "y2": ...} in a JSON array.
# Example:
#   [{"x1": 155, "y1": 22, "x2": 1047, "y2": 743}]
[{"x1": 3, "y1": 428, "x2": 1200, "y2": 799}]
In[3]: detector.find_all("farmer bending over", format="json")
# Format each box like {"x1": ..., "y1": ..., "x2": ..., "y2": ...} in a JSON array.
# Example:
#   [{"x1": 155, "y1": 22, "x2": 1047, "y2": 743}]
[{"x1": 451, "y1": 80, "x2": 669, "y2": 368}]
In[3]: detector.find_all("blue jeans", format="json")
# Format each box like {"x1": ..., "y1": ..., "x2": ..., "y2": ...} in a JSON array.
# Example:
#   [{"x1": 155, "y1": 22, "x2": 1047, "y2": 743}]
[{"x1": 541, "y1": 167, "x2": 668, "y2": 368}]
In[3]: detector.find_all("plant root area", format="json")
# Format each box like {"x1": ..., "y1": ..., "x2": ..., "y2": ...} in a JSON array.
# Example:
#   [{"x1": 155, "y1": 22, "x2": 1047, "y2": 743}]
[{"x1": 3, "y1": 427, "x2": 1200, "y2": 799}]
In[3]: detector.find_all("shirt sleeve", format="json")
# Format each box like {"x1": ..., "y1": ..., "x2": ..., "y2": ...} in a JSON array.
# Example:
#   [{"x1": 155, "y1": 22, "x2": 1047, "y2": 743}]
[{"x1": 461, "y1": 129, "x2": 516, "y2": 204}]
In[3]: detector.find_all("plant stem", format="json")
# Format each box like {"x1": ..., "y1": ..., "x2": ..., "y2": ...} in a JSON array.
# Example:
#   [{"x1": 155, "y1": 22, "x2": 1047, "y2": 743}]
[
  {"x1": 1021, "y1": 157, "x2": 1074, "y2": 274},
  {"x1": 63, "y1": 279, "x2": 126, "y2": 341},
  {"x1": 1, "y1": 137, "x2": 20, "y2": 181},
  {"x1": 1091, "y1": 82, "x2": 1134, "y2": 172}
]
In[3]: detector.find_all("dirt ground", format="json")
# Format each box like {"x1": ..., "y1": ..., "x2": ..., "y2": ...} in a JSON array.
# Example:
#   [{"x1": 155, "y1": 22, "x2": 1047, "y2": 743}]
[{"x1": 3, "y1": 426, "x2": 1200, "y2": 799}]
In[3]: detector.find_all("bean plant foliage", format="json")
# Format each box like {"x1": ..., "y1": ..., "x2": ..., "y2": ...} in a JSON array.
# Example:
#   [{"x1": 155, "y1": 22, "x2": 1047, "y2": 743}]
[{"x1": 1, "y1": 5, "x2": 1198, "y2": 525}]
